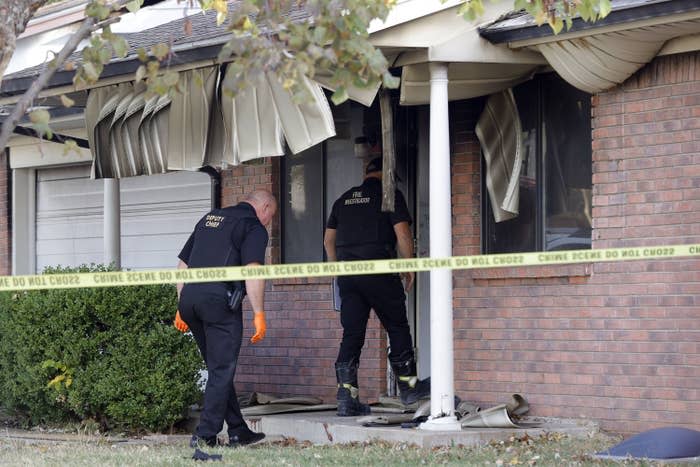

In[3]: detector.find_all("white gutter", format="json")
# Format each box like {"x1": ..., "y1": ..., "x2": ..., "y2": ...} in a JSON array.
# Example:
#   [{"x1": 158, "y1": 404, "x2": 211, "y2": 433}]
[
  {"x1": 506, "y1": 10, "x2": 700, "y2": 48},
  {"x1": 0, "y1": 58, "x2": 218, "y2": 106}
]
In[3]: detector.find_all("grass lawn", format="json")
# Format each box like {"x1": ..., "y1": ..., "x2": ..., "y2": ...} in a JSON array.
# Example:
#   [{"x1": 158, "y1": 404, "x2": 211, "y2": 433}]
[{"x1": 0, "y1": 430, "x2": 671, "y2": 466}]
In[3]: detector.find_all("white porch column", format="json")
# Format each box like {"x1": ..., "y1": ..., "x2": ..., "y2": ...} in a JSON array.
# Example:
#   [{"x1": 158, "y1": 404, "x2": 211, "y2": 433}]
[
  {"x1": 104, "y1": 178, "x2": 121, "y2": 269},
  {"x1": 12, "y1": 168, "x2": 36, "y2": 275},
  {"x1": 419, "y1": 62, "x2": 461, "y2": 431}
]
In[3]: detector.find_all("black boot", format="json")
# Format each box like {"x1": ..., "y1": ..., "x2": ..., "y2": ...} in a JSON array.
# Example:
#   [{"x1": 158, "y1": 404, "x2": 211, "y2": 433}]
[
  {"x1": 335, "y1": 360, "x2": 371, "y2": 417},
  {"x1": 228, "y1": 427, "x2": 265, "y2": 447},
  {"x1": 389, "y1": 350, "x2": 431, "y2": 406}
]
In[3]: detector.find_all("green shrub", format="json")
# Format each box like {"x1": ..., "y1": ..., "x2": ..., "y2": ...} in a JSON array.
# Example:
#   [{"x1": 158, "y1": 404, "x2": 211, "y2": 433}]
[{"x1": 0, "y1": 265, "x2": 203, "y2": 432}]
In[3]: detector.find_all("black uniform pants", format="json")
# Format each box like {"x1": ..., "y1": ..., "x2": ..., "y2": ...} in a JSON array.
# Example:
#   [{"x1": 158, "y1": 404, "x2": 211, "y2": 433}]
[
  {"x1": 336, "y1": 273, "x2": 414, "y2": 366},
  {"x1": 179, "y1": 283, "x2": 247, "y2": 440}
]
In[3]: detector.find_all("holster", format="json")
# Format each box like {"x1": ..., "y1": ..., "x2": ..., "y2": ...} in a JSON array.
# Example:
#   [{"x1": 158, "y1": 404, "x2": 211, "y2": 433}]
[{"x1": 226, "y1": 283, "x2": 245, "y2": 311}]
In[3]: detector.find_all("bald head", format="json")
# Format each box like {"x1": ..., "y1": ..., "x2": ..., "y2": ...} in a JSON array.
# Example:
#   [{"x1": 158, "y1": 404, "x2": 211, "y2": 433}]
[{"x1": 245, "y1": 190, "x2": 277, "y2": 226}]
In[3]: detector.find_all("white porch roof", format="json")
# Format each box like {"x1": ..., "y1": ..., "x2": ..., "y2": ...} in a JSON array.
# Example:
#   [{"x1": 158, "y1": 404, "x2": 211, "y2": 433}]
[
  {"x1": 369, "y1": 3, "x2": 545, "y2": 106},
  {"x1": 369, "y1": 0, "x2": 700, "y2": 99}
]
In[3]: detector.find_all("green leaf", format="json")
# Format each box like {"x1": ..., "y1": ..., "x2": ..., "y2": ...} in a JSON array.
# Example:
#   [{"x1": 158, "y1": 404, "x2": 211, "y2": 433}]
[
  {"x1": 212, "y1": 0, "x2": 227, "y2": 15},
  {"x1": 514, "y1": 0, "x2": 529, "y2": 11},
  {"x1": 135, "y1": 65, "x2": 147, "y2": 83},
  {"x1": 548, "y1": 16, "x2": 564, "y2": 34},
  {"x1": 126, "y1": 0, "x2": 143, "y2": 13},
  {"x1": 598, "y1": 0, "x2": 612, "y2": 19},
  {"x1": 29, "y1": 109, "x2": 50, "y2": 125},
  {"x1": 367, "y1": 49, "x2": 388, "y2": 74},
  {"x1": 60, "y1": 95, "x2": 75, "y2": 108},
  {"x1": 472, "y1": 0, "x2": 485, "y2": 18},
  {"x1": 151, "y1": 43, "x2": 170, "y2": 61},
  {"x1": 98, "y1": 46, "x2": 112, "y2": 64},
  {"x1": 289, "y1": 35, "x2": 304, "y2": 50},
  {"x1": 306, "y1": 44, "x2": 324, "y2": 60},
  {"x1": 62, "y1": 140, "x2": 81, "y2": 157},
  {"x1": 147, "y1": 60, "x2": 160, "y2": 75},
  {"x1": 111, "y1": 36, "x2": 129, "y2": 58},
  {"x1": 313, "y1": 25, "x2": 327, "y2": 44},
  {"x1": 89, "y1": 35, "x2": 102, "y2": 49},
  {"x1": 331, "y1": 87, "x2": 349, "y2": 105},
  {"x1": 82, "y1": 62, "x2": 100, "y2": 82},
  {"x1": 102, "y1": 25, "x2": 114, "y2": 40},
  {"x1": 459, "y1": 0, "x2": 485, "y2": 21},
  {"x1": 382, "y1": 72, "x2": 400, "y2": 89},
  {"x1": 564, "y1": 16, "x2": 573, "y2": 31},
  {"x1": 533, "y1": 9, "x2": 548, "y2": 26},
  {"x1": 136, "y1": 48, "x2": 149, "y2": 62},
  {"x1": 578, "y1": 2, "x2": 592, "y2": 21},
  {"x1": 86, "y1": 2, "x2": 111, "y2": 20},
  {"x1": 41, "y1": 359, "x2": 59, "y2": 370},
  {"x1": 47, "y1": 374, "x2": 66, "y2": 389},
  {"x1": 33, "y1": 122, "x2": 53, "y2": 140}
]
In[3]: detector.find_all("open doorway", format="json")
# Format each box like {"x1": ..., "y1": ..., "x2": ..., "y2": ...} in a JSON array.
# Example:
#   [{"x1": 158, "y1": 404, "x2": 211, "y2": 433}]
[
  {"x1": 414, "y1": 106, "x2": 431, "y2": 380},
  {"x1": 392, "y1": 101, "x2": 431, "y2": 383}
]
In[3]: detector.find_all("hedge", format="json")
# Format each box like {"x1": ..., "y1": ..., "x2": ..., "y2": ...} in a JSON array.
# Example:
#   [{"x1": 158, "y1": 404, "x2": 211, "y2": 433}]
[{"x1": 0, "y1": 265, "x2": 204, "y2": 432}]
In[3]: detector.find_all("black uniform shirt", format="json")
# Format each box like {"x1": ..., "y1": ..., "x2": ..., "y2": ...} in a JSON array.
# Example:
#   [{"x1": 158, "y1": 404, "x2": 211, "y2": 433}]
[
  {"x1": 178, "y1": 202, "x2": 268, "y2": 268},
  {"x1": 326, "y1": 177, "x2": 411, "y2": 261}
]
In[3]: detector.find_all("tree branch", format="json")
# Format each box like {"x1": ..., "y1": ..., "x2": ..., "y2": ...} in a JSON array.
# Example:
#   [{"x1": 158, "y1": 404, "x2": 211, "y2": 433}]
[{"x1": 0, "y1": 0, "x2": 130, "y2": 152}]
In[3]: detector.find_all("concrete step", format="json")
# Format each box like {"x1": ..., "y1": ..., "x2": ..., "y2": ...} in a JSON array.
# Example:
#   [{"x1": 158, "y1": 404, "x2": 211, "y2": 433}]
[{"x1": 244, "y1": 411, "x2": 599, "y2": 449}]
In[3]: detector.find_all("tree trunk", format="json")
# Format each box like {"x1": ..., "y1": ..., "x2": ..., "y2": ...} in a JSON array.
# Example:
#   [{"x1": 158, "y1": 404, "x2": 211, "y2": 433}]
[{"x1": 0, "y1": 0, "x2": 46, "y2": 83}]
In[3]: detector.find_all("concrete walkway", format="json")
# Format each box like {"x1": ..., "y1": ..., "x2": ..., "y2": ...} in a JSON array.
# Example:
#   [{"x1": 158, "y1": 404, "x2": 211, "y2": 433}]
[
  {"x1": 1, "y1": 413, "x2": 598, "y2": 449},
  {"x1": 245, "y1": 411, "x2": 598, "y2": 449}
]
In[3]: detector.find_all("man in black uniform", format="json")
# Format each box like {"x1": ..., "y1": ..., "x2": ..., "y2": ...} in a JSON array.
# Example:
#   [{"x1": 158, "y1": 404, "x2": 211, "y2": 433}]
[
  {"x1": 324, "y1": 157, "x2": 430, "y2": 416},
  {"x1": 174, "y1": 189, "x2": 277, "y2": 447}
]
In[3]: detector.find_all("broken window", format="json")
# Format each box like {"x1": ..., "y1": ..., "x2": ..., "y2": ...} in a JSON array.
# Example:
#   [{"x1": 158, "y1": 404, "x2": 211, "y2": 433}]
[{"x1": 482, "y1": 73, "x2": 592, "y2": 254}]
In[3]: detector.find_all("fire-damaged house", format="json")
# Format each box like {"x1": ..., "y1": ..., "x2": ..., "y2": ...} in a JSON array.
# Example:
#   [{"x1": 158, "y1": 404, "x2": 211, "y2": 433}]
[{"x1": 1, "y1": 0, "x2": 699, "y2": 434}]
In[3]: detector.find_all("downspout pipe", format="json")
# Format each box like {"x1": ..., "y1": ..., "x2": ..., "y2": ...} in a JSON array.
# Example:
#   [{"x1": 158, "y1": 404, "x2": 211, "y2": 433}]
[
  {"x1": 103, "y1": 178, "x2": 121, "y2": 269},
  {"x1": 198, "y1": 165, "x2": 221, "y2": 209},
  {"x1": 419, "y1": 62, "x2": 461, "y2": 432}
]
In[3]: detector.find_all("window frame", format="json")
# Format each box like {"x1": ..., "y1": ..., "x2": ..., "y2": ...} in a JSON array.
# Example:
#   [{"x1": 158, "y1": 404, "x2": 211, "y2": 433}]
[
  {"x1": 280, "y1": 141, "x2": 329, "y2": 264},
  {"x1": 481, "y1": 73, "x2": 592, "y2": 254}
]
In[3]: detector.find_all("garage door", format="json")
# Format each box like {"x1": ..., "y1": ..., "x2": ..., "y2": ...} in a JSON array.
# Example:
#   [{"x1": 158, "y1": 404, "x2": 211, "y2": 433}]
[{"x1": 35, "y1": 165, "x2": 211, "y2": 272}]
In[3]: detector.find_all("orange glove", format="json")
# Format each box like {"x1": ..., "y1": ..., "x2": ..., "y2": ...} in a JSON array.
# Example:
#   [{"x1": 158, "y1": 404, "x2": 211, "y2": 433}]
[
  {"x1": 174, "y1": 310, "x2": 189, "y2": 333},
  {"x1": 250, "y1": 311, "x2": 266, "y2": 344}
]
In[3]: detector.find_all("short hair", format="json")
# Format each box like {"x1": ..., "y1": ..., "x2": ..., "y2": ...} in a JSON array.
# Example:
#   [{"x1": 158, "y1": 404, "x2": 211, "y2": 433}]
[{"x1": 245, "y1": 189, "x2": 277, "y2": 208}]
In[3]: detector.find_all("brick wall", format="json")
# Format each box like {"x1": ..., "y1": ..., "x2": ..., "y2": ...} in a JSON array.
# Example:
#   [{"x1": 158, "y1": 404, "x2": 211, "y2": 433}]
[
  {"x1": 223, "y1": 159, "x2": 388, "y2": 402},
  {"x1": 451, "y1": 51, "x2": 700, "y2": 435},
  {"x1": 225, "y1": 51, "x2": 699, "y2": 434},
  {"x1": 0, "y1": 150, "x2": 10, "y2": 275}
]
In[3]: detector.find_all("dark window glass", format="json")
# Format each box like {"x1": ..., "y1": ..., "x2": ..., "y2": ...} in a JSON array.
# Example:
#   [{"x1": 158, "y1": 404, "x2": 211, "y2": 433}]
[
  {"x1": 542, "y1": 76, "x2": 592, "y2": 251},
  {"x1": 485, "y1": 80, "x2": 538, "y2": 253},
  {"x1": 282, "y1": 144, "x2": 324, "y2": 263},
  {"x1": 281, "y1": 96, "x2": 415, "y2": 263},
  {"x1": 483, "y1": 74, "x2": 592, "y2": 253},
  {"x1": 282, "y1": 101, "x2": 363, "y2": 263}
]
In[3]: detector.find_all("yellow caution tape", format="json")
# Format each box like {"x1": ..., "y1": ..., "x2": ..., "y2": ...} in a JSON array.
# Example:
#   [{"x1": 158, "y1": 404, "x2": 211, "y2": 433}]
[{"x1": 0, "y1": 243, "x2": 698, "y2": 292}]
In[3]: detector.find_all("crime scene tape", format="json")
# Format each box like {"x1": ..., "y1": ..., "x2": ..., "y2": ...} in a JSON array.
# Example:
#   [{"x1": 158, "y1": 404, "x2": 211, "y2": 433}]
[{"x1": 0, "y1": 243, "x2": 698, "y2": 292}]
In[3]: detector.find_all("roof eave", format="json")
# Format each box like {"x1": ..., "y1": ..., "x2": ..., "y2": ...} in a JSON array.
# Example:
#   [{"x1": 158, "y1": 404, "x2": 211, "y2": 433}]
[
  {"x1": 480, "y1": 0, "x2": 700, "y2": 44},
  {"x1": 0, "y1": 41, "x2": 225, "y2": 99}
]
